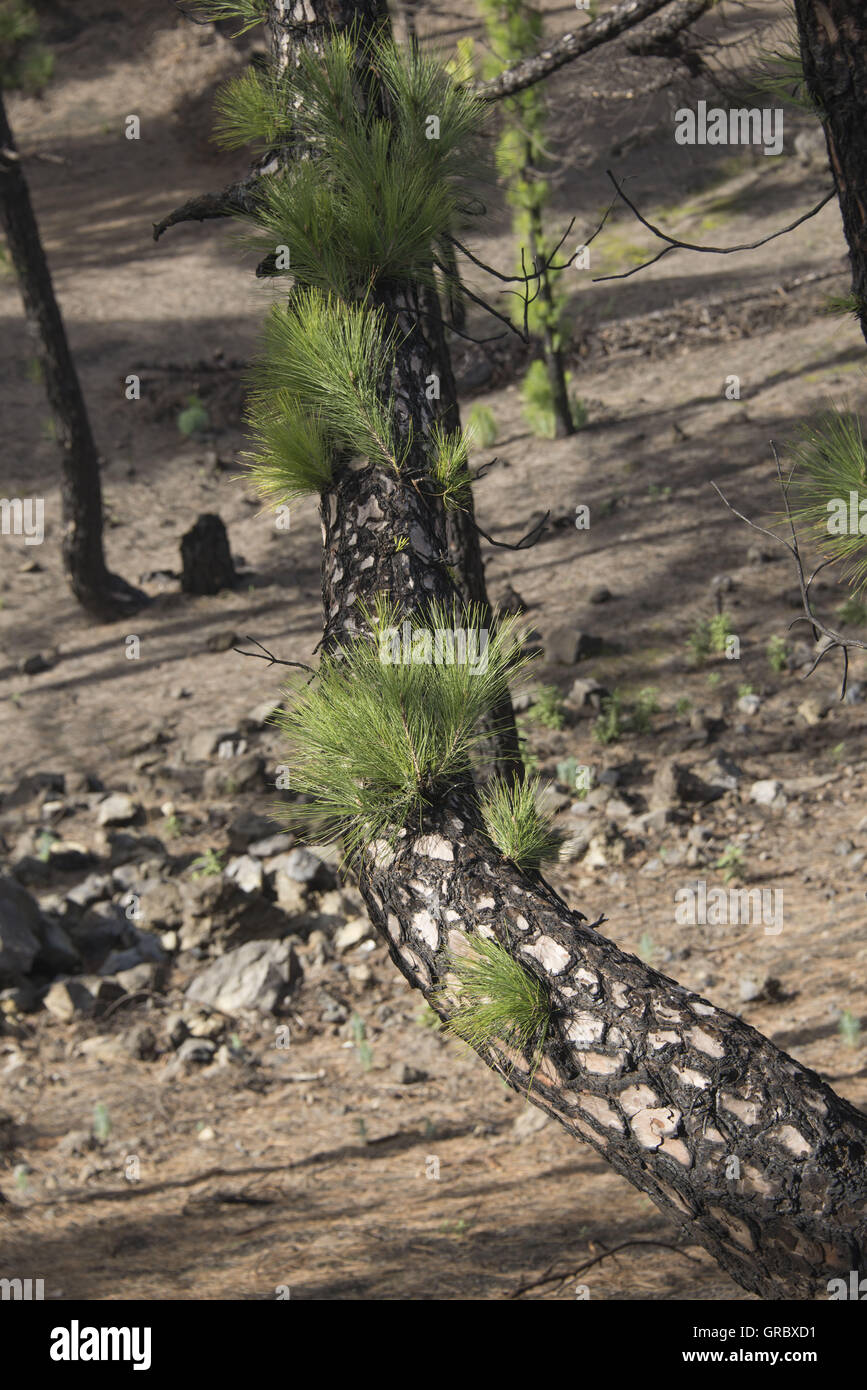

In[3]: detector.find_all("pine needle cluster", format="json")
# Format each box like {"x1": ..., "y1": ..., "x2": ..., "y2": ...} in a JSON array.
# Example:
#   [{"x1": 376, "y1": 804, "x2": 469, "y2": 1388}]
[
  {"x1": 242, "y1": 289, "x2": 407, "y2": 501},
  {"x1": 220, "y1": 31, "x2": 484, "y2": 297},
  {"x1": 478, "y1": 773, "x2": 563, "y2": 873},
  {"x1": 441, "y1": 934, "x2": 550, "y2": 1076},
  {"x1": 272, "y1": 598, "x2": 529, "y2": 864},
  {"x1": 187, "y1": 0, "x2": 267, "y2": 36},
  {"x1": 787, "y1": 408, "x2": 867, "y2": 592}
]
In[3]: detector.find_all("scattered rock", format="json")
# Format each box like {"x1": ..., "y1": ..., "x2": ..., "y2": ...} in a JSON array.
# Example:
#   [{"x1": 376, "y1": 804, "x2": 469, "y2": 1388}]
[
  {"x1": 204, "y1": 628, "x2": 239, "y2": 654},
  {"x1": 736, "y1": 693, "x2": 762, "y2": 717},
  {"x1": 0, "y1": 877, "x2": 45, "y2": 981},
  {"x1": 225, "y1": 855, "x2": 264, "y2": 895},
  {"x1": 175, "y1": 1037, "x2": 217, "y2": 1068},
  {"x1": 97, "y1": 793, "x2": 142, "y2": 828},
  {"x1": 496, "y1": 584, "x2": 527, "y2": 616},
  {"x1": 334, "y1": 919, "x2": 374, "y2": 953},
  {"x1": 513, "y1": 1106, "x2": 551, "y2": 1138},
  {"x1": 185, "y1": 938, "x2": 301, "y2": 1016},
  {"x1": 42, "y1": 979, "x2": 95, "y2": 1021},
  {"x1": 393, "y1": 1062, "x2": 428, "y2": 1085},
  {"x1": 589, "y1": 586, "x2": 612, "y2": 604},
  {"x1": 797, "y1": 698, "x2": 826, "y2": 726},
  {"x1": 545, "y1": 626, "x2": 603, "y2": 665},
  {"x1": 248, "y1": 833, "x2": 293, "y2": 858},
  {"x1": 65, "y1": 873, "x2": 113, "y2": 910},
  {"x1": 202, "y1": 753, "x2": 265, "y2": 797},
  {"x1": 750, "y1": 779, "x2": 785, "y2": 807},
  {"x1": 650, "y1": 760, "x2": 722, "y2": 810}
]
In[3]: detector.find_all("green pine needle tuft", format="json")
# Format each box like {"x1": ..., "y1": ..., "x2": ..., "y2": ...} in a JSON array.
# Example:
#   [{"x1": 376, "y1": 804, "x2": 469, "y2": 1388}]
[
  {"x1": 242, "y1": 392, "x2": 332, "y2": 505},
  {"x1": 787, "y1": 408, "x2": 867, "y2": 592},
  {"x1": 272, "y1": 598, "x2": 529, "y2": 864},
  {"x1": 440, "y1": 933, "x2": 550, "y2": 1077},
  {"x1": 185, "y1": 0, "x2": 267, "y2": 35},
  {"x1": 749, "y1": 25, "x2": 821, "y2": 116},
  {"x1": 248, "y1": 288, "x2": 407, "y2": 481},
  {"x1": 430, "y1": 423, "x2": 473, "y2": 512},
  {"x1": 478, "y1": 773, "x2": 563, "y2": 873},
  {"x1": 231, "y1": 31, "x2": 486, "y2": 297},
  {"x1": 213, "y1": 66, "x2": 293, "y2": 151}
]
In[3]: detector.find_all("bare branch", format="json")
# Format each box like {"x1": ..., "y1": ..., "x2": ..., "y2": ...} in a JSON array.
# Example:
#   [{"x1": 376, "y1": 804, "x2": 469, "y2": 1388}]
[
  {"x1": 593, "y1": 172, "x2": 836, "y2": 282},
  {"x1": 233, "y1": 635, "x2": 316, "y2": 677},
  {"x1": 475, "y1": 0, "x2": 679, "y2": 103},
  {"x1": 712, "y1": 443, "x2": 867, "y2": 699}
]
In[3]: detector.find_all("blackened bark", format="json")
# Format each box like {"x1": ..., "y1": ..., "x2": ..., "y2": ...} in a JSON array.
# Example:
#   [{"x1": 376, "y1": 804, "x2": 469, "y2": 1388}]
[
  {"x1": 268, "y1": 0, "x2": 523, "y2": 777},
  {"x1": 261, "y1": 3, "x2": 867, "y2": 1297},
  {"x1": 794, "y1": 0, "x2": 867, "y2": 347},
  {"x1": 0, "y1": 89, "x2": 145, "y2": 620}
]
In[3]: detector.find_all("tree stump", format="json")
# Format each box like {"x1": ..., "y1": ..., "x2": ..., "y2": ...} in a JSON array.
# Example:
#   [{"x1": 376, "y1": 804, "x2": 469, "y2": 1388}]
[{"x1": 180, "y1": 513, "x2": 238, "y2": 596}]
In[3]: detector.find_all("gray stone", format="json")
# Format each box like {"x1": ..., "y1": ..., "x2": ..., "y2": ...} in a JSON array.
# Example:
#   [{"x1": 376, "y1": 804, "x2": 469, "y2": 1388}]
[
  {"x1": 34, "y1": 919, "x2": 80, "y2": 974},
  {"x1": 334, "y1": 918, "x2": 373, "y2": 953},
  {"x1": 188, "y1": 728, "x2": 240, "y2": 762},
  {"x1": 0, "y1": 877, "x2": 45, "y2": 980},
  {"x1": 65, "y1": 873, "x2": 113, "y2": 909},
  {"x1": 248, "y1": 833, "x2": 293, "y2": 859},
  {"x1": 176, "y1": 1037, "x2": 217, "y2": 1067},
  {"x1": 225, "y1": 855, "x2": 264, "y2": 895},
  {"x1": 97, "y1": 793, "x2": 142, "y2": 827},
  {"x1": 749, "y1": 779, "x2": 784, "y2": 807},
  {"x1": 202, "y1": 753, "x2": 264, "y2": 798},
  {"x1": 393, "y1": 1063, "x2": 428, "y2": 1085},
  {"x1": 42, "y1": 979, "x2": 95, "y2": 1021},
  {"x1": 185, "y1": 939, "x2": 301, "y2": 1016},
  {"x1": 545, "y1": 626, "x2": 603, "y2": 665},
  {"x1": 736, "y1": 693, "x2": 762, "y2": 716},
  {"x1": 277, "y1": 847, "x2": 331, "y2": 886}
]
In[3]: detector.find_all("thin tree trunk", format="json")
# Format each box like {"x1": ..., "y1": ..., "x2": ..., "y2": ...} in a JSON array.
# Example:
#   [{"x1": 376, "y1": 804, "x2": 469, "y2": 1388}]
[
  {"x1": 0, "y1": 87, "x2": 144, "y2": 620},
  {"x1": 528, "y1": 198, "x2": 574, "y2": 438},
  {"x1": 268, "y1": 0, "x2": 523, "y2": 781},
  {"x1": 794, "y1": 0, "x2": 867, "y2": 348}
]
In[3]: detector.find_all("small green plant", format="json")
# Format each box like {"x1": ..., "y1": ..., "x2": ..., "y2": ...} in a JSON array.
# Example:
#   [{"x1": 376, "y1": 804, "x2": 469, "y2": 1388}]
[
  {"x1": 526, "y1": 683, "x2": 566, "y2": 730},
  {"x1": 675, "y1": 696, "x2": 691, "y2": 717},
  {"x1": 593, "y1": 690, "x2": 624, "y2": 746},
  {"x1": 737, "y1": 682, "x2": 755, "y2": 698},
  {"x1": 706, "y1": 671, "x2": 722, "y2": 688},
  {"x1": 466, "y1": 403, "x2": 498, "y2": 448},
  {"x1": 350, "y1": 1013, "x2": 374, "y2": 1071},
  {"x1": 177, "y1": 394, "x2": 210, "y2": 437},
  {"x1": 163, "y1": 813, "x2": 181, "y2": 839},
  {"x1": 630, "y1": 686, "x2": 659, "y2": 734},
  {"x1": 478, "y1": 773, "x2": 562, "y2": 873},
  {"x1": 637, "y1": 932, "x2": 656, "y2": 964},
  {"x1": 190, "y1": 848, "x2": 224, "y2": 879},
  {"x1": 838, "y1": 1009, "x2": 861, "y2": 1049},
  {"x1": 688, "y1": 613, "x2": 733, "y2": 665},
  {"x1": 13, "y1": 1163, "x2": 29, "y2": 1192},
  {"x1": 394, "y1": 535, "x2": 408, "y2": 553},
  {"x1": 441, "y1": 934, "x2": 550, "y2": 1084},
  {"x1": 521, "y1": 359, "x2": 586, "y2": 438},
  {"x1": 35, "y1": 829, "x2": 55, "y2": 863},
  {"x1": 766, "y1": 635, "x2": 788, "y2": 673},
  {"x1": 831, "y1": 741, "x2": 846, "y2": 764},
  {"x1": 92, "y1": 1102, "x2": 111, "y2": 1144},
  {"x1": 715, "y1": 843, "x2": 744, "y2": 884}
]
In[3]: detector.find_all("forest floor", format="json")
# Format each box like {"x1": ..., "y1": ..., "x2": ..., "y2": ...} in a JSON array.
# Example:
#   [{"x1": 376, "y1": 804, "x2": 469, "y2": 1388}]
[{"x1": 1, "y1": 0, "x2": 866, "y2": 1300}]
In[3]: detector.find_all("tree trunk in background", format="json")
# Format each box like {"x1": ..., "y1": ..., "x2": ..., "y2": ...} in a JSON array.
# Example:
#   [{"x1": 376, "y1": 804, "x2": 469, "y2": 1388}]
[
  {"x1": 0, "y1": 88, "x2": 145, "y2": 619},
  {"x1": 528, "y1": 201, "x2": 575, "y2": 438},
  {"x1": 260, "y1": 4, "x2": 867, "y2": 1298},
  {"x1": 795, "y1": 0, "x2": 867, "y2": 348},
  {"x1": 267, "y1": 0, "x2": 523, "y2": 780}
]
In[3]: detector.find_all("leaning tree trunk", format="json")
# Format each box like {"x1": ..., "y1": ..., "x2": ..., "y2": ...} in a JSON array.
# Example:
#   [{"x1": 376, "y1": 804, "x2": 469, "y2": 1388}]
[
  {"x1": 795, "y1": 0, "x2": 867, "y2": 350},
  {"x1": 264, "y1": 3, "x2": 867, "y2": 1300},
  {"x1": 0, "y1": 88, "x2": 144, "y2": 619}
]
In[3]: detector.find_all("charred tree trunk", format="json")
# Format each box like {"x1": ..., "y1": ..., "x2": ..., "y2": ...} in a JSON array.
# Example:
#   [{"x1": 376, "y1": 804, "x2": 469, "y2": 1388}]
[
  {"x1": 268, "y1": 0, "x2": 523, "y2": 780},
  {"x1": 262, "y1": 6, "x2": 867, "y2": 1299},
  {"x1": 795, "y1": 0, "x2": 867, "y2": 348},
  {"x1": 0, "y1": 88, "x2": 144, "y2": 620}
]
